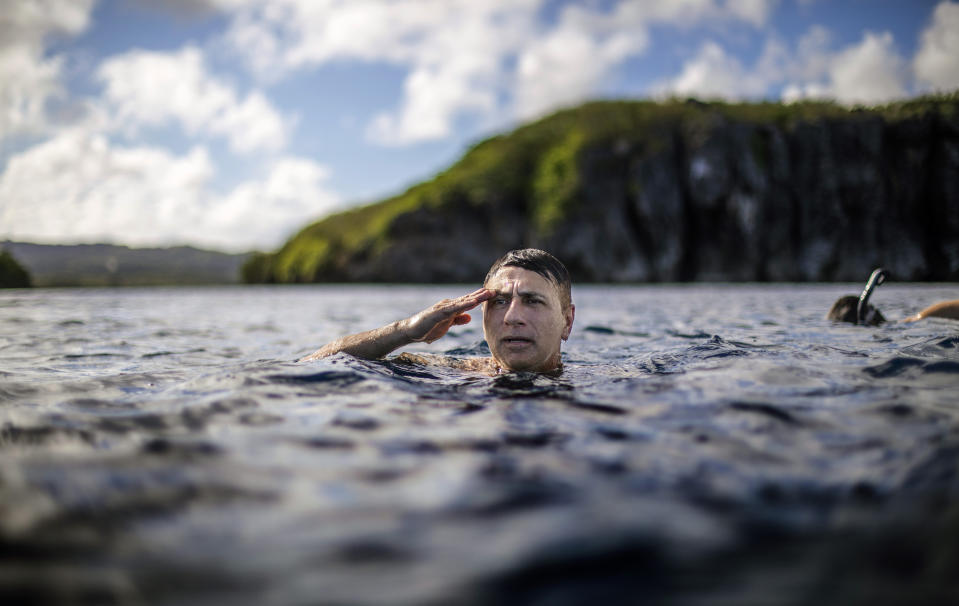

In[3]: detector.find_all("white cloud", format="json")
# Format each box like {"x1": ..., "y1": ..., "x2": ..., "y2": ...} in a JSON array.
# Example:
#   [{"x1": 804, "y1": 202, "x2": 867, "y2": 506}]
[
  {"x1": 781, "y1": 81, "x2": 829, "y2": 103},
  {"x1": 363, "y1": 1, "x2": 520, "y2": 145},
  {"x1": 96, "y1": 46, "x2": 288, "y2": 153},
  {"x1": 782, "y1": 30, "x2": 908, "y2": 105},
  {"x1": 613, "y1": 0, "x2": 722, "y2": 24},
  {"x1": 212, "y1": 90, "x2": 290, "y2": 153},
  {"x1": 129, "y1": 0, "x2": 256, "y2": 18},
  {"x1": 653, "y1": 22, "x2": 911, "y2": 106},
  {"x1": 724, "y1": 0, "x2": 779, "y2": 27},
  {"x1": 513, "y1": 3, "x2": 648, "y2": 120},
  {"x1": 367, "y1": 61, "x2": 498, "y2": 145},
  {"x1": 220, "y1": 0, "x2": 777, "y2": 146},
  {"x1": 914, "y1": 1, "x2": 959, "y2": 92},
  {"x1": 792, "y1": 25, "x2": 833, "y2": 81},
  {"x1": 653, "y1": 41, "x2": 769, "y2": 100},
  {"x1": 0, "y1": 130, "x2": 340, "y2": 252},
  {"x1": 216, "y1": 156, "x2": 341, "y2": 248},
  {"x1": 827, "y1": 31, "x2": 908, "y2": 104},
  {"x1": 513, "y1": 0, "x2": 783, "y2": 115},
  {"x1": 0, "y1": 0, "x2": 95, "y2": 139}
]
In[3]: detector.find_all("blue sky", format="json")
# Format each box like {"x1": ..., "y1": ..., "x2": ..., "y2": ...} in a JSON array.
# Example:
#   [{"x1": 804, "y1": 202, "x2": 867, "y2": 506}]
[{"x1": 2, "y1": 0, "x2": 957, "y2": 252}]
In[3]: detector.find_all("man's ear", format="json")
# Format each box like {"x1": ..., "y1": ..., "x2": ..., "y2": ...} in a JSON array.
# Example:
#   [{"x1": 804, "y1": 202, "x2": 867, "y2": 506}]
[{"x1": 562, "y1": 304, "x2": 575, "y2": 341}]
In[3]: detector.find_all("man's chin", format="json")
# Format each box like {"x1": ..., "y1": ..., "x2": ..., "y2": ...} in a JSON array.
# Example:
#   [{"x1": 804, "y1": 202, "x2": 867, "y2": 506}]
[
  {"x1": 492, "y1": 351, "x2": 531, "y2": 371},
  {"x1": 493, "y1": 351, "x2": 556, "y2": 373}
]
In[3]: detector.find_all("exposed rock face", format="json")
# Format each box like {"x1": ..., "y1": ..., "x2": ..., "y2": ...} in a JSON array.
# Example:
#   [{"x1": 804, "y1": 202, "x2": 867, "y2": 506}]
[
  {"x1": 261, "y1": 99, "x2": 959, "y2": 284},
  {"x1": 534, "y1": 112, "x2": 958, "y2": 282}
]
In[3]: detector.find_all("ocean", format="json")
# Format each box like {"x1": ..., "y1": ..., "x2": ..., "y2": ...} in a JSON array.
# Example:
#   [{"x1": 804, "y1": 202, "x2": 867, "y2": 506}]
[{"x1": 2, "y1": 283, "x2": 958, "y2": 605}]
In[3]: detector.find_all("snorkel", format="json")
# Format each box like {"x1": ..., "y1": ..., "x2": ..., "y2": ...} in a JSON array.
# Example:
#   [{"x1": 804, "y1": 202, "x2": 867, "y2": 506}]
[{"x1": 856, "y1": 268, "x2": 886, "y2": 326}]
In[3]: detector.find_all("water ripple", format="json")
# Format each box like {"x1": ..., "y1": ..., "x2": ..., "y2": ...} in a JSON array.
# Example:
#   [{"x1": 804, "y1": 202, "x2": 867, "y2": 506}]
[{"x1": 2, "y1": 284, "x2": 959, "y2": 604}]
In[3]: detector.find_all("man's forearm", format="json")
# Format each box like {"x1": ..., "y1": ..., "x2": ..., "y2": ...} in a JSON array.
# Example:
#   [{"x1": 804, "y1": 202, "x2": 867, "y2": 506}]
[
  {"x1": 299, "y1": 287, "x2": 492, "y2": 363},
  {"x1": 916, "y1": 300, "x2": 959, "y2": 320},
  {"x1": 300, "y1": 319, "x2": 413, "y2": 362}
]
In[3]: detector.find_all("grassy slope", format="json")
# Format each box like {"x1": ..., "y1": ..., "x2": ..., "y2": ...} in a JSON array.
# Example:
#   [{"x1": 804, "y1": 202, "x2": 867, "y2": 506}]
[{"x1": 245, "y1": 94, "x2": 958, "y2": 283}]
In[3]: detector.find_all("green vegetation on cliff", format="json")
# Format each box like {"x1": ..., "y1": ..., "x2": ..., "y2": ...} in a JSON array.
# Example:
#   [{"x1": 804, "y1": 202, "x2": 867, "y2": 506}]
[
  {"x1": 0, "y1": 249, "x2": 32, "y2": 288},
  {"x1": 245, "y1": 93, "x2": 959, "y2": 283}
]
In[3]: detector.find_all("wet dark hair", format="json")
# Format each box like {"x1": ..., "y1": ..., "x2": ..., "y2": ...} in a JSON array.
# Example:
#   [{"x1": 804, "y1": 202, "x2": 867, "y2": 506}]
[
  {"x1": 827, "y1": 268, "x2": 887, "y2": 326},
  {"x1": 828, "y1": 295, "x2": 885, "y2": 326},
  {"x1": 484, "y1": 248, "x2": 572, "y2": 310}
]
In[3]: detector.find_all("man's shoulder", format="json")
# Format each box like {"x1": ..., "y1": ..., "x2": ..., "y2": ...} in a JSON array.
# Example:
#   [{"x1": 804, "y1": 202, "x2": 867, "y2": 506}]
[{"x1": 394, "y1": 352, "x2": 495, "y2": 374}]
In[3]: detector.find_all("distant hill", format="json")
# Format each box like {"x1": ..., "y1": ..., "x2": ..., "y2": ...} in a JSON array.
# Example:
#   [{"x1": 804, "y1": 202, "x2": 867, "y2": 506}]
[
  {"x1": 244, "y1": 93, "x2": 959, "y2": 284},
  {"x1": 2, "y1": 242, "x2": 252, "y2": 287}
]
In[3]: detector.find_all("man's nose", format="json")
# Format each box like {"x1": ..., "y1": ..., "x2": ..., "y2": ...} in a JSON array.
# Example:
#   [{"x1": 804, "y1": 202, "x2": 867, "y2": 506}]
[{"x1": 504, "y1": 298, "x2": 525, "y2": 325}]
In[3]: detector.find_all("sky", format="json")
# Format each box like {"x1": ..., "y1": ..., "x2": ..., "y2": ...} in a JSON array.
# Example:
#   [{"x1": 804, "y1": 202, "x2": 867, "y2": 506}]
[{"x1": 1, "y1": 0, "x2": 958, "y2": 253}]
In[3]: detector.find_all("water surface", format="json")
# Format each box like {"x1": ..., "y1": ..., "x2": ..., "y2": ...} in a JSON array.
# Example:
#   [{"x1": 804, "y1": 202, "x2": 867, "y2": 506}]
[{"x1": 2, "y1": 284, "x2": 959, "y2": 604}]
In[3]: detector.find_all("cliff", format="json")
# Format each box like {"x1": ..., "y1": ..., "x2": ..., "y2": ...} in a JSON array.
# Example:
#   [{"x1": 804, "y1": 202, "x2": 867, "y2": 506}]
[{"x1": 245, "y1": 94, "x2": 959, "y2": 284}]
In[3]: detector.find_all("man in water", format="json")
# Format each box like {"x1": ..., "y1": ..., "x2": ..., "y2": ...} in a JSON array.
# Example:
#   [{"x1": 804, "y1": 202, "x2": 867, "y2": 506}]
[
  {"x1": 300, "y1": 248, "x2": 576, "y2": 374},
  {"x1": 827, "y1": 268, "x2": 959, "y2": 325},
  {"x1": 830, "y1": 297, "x2": 959, "y2": 325}
]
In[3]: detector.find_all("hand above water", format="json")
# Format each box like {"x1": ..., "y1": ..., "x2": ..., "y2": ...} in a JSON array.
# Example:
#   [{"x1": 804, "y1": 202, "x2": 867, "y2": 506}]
[
  {"x1": 300, "y1": 287, "x2": 495, "y2": 361},
  {"x1": 403, "y1": 287, "x2": 495, "y2": 343}
]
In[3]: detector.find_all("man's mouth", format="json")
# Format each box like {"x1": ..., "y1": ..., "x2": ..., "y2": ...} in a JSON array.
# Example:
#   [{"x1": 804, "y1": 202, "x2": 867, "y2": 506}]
[{"x1": 502, "y1": 337, "x2": 533, "y2": 349}]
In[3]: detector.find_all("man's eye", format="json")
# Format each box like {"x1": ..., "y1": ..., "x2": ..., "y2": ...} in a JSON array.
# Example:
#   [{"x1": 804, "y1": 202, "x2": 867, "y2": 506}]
[{"x1": 494, "y1": 298, "x2": 508, "y2": 305}]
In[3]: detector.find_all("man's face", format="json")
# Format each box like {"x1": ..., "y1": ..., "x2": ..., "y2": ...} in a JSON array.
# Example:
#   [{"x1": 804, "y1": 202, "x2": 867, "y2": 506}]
[{"x1": 482, "y1": 266, "x2": 574, "y2": 372}]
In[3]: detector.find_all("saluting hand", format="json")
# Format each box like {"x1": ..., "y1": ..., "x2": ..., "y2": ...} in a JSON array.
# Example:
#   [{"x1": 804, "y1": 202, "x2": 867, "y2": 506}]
[
  {"x1": 403, "y1": 287, "x2": 495, "y2": 344},
  {"x1": 299, "y1": 287, "x2": 495, "y2": 362}
]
